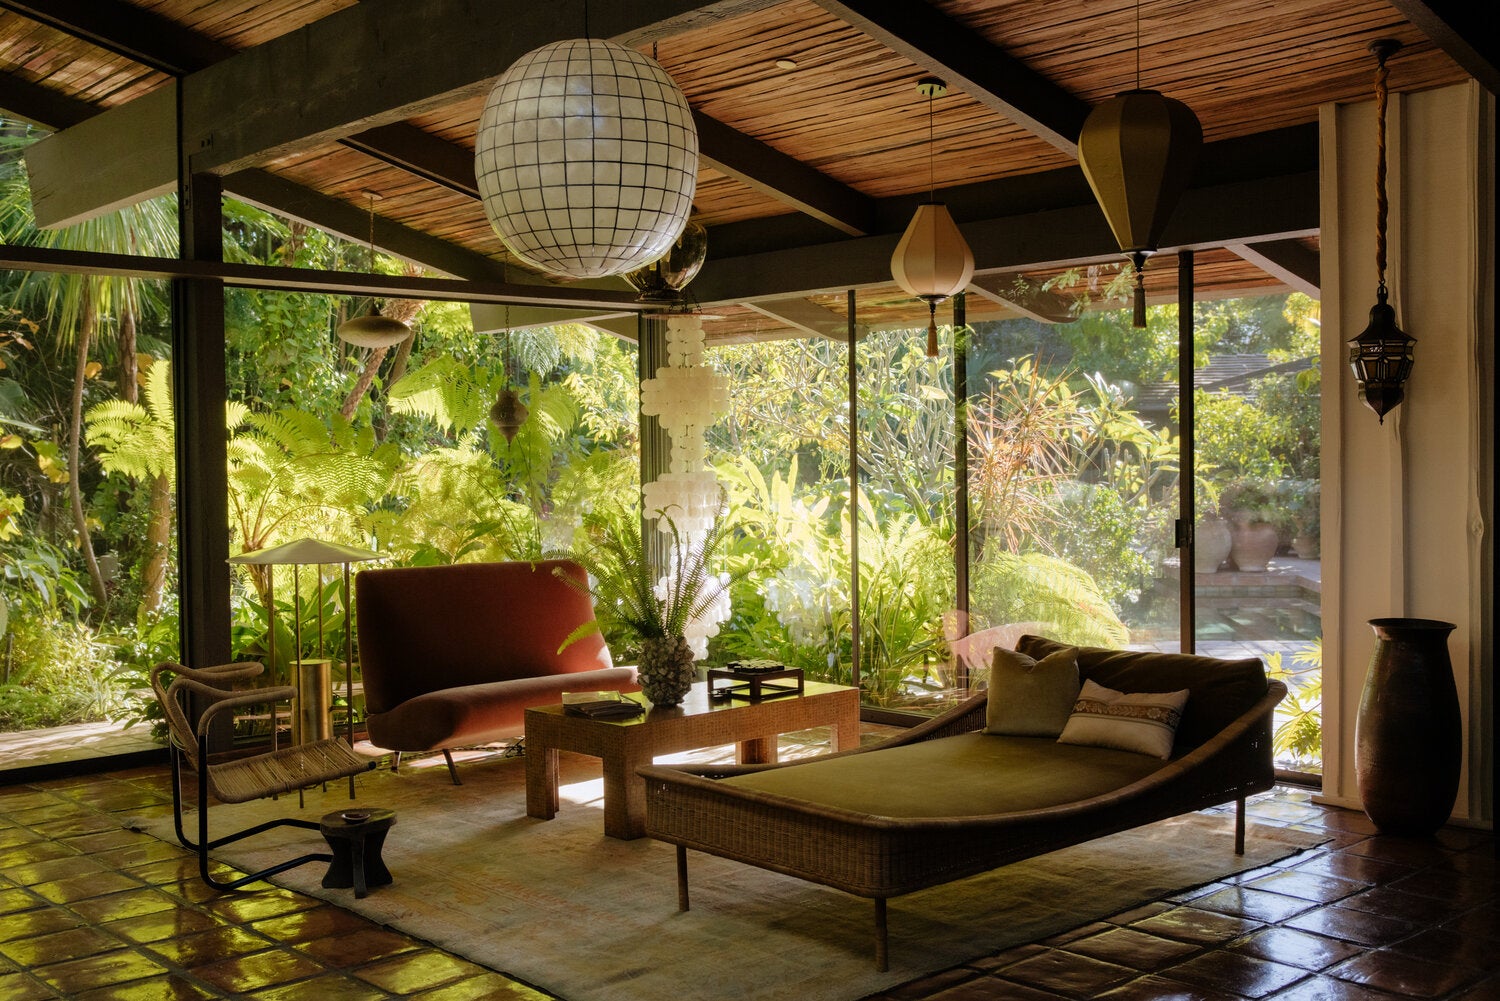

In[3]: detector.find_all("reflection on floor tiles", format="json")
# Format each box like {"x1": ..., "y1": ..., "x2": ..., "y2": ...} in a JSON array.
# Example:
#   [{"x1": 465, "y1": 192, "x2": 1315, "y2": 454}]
[{"x1": 0, "y1": 736, "x2": 1493, "y2": 999}]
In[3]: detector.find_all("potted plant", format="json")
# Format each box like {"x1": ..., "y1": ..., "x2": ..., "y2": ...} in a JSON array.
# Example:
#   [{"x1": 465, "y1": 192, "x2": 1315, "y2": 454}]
[
  {"x1": 1219, "y1": 478, "x2": 1281, "y2": 572},
  {"x1": 1284, "y1": 479, "x2": 1320, "y2": 559},
  {"x1": 1194, "y1": 482, "x2": 1233, "y2": 574},
  {"x1": 551, "y1": 502, "x2": 751, "y2": 706}
]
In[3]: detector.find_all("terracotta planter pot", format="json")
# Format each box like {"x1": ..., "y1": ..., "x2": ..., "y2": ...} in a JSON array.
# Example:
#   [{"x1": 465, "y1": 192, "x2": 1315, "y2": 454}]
[
  {"x1": 1195, "y1": 516, "x2": 1233, "y2": 573},
  {"x1": 1229, "y1": 521, "x2": 1278, "y2": 572},
  {"x1": 1356, "y1": 618, "x2": 1460, "y2": 835}
]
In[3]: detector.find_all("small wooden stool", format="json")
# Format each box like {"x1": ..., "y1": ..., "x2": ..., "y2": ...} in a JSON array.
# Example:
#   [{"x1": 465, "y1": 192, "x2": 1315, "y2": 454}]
[{"x1": 318, "y1": 808, "x2": 395, "y2": 898}]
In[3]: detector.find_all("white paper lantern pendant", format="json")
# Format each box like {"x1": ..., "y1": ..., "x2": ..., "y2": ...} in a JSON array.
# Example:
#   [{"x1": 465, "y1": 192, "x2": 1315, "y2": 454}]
[
  {"x1": 476, "y1": 38, "x2": 699, "y2": 280},
  {"x1": 891, "y1": 78, "x2": 974, "y2": 357}
]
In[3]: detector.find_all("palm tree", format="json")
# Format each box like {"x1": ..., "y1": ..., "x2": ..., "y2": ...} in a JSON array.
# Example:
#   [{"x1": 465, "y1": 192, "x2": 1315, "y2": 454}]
[{"x1": 0, "y1": 130, "x2": 177, "y2": 609}]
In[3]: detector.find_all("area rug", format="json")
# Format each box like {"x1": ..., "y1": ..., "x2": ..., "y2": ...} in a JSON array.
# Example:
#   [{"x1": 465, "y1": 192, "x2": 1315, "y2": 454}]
[{"x1": 137, "y1": 753, "x2": 1324, "y2": 1001}]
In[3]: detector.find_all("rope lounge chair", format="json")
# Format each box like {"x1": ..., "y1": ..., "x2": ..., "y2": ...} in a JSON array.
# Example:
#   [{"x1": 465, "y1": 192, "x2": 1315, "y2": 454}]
[{"x1": 151, "y1": 661, "x2": 376, "y2": 891}]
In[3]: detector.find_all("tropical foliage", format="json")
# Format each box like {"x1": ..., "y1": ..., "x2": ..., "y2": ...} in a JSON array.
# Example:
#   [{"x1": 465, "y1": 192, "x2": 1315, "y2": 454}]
[{"x1": 0, "y1": 113, "x2": 1322, "y2": 768}]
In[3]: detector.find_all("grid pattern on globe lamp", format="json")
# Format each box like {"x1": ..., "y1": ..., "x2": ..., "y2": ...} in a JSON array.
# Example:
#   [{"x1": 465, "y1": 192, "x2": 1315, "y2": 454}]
[{"x1": 476, "y1": 39, "x2": 698, "y2": 279}]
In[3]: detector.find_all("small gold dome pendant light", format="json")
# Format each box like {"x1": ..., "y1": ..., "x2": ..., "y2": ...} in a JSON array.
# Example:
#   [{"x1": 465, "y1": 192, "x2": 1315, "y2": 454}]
[
  {"x1": 1077, "y1": 0, "x2": 1201, "y2": 328},
  {"x1": 891, "y1": 77, "x2": 974, "y2": 357},
  {"x1": 1347, "y1": 39, "x2": 1414, "y2": 424},
  {"x1": 336, "y1": 191, "x2": 412, "y2": 349}
]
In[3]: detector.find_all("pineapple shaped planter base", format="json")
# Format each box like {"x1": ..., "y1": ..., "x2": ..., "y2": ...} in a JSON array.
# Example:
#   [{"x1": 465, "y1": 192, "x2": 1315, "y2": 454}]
[{"x1": 637, "y1": 635, "x2": 697, "y2": 706}]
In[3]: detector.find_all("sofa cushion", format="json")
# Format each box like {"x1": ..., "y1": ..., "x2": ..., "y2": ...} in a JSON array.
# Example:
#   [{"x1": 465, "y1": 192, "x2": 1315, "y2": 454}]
[
  {"x1": 983, "y1": 645, "x2": 1080, "y2": 737},
  {"x1": 1057, "y1": 680, "x2": 1188, "y2": 759},
  {"x1": 721, "y1": 732, "x2": 1163, "y2": 819},
  {"x1": 365, "y1": 668, "x2": 638, "y2": 750},
  {"x1": 1016, "y1": 635, "x2": 1267, "y2": 753}
]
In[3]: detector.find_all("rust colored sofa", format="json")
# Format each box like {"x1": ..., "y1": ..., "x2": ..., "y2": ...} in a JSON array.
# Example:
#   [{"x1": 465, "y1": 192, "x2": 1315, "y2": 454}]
[
  {"x1": 639, "y1": 635, "x2": 1284, "y2": 969},
  {"x1": 355, "y1": 559, "x2": 636, "y2": 782}
]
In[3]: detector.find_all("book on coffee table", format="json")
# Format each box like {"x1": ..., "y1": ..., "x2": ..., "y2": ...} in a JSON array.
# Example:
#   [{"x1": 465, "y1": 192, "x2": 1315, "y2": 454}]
[{"x1": 562, "y1": 691, "x2": 644, "y2": 719}]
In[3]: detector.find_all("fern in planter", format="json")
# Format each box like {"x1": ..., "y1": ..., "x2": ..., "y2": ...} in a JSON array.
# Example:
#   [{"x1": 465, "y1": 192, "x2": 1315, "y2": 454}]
[{"x1": 549, "y1": 502, "x2": 756, "y2": 704}]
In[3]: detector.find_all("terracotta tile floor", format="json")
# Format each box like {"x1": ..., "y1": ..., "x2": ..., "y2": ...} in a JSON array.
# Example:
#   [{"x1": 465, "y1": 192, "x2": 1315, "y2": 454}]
[{"x1": 0, "y1": 749, "x2": 1493, "y2": 1000}]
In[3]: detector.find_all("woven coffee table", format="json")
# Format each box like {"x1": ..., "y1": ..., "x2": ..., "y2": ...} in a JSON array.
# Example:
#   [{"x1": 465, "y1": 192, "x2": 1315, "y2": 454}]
[{"x1": 525, "y1": 680, "x2": 859, "y2": 839}]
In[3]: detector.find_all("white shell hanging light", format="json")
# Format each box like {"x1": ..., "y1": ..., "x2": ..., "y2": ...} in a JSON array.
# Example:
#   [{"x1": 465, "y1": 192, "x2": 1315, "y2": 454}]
[
  {"x1": 639, "y1": 312, "x2": 731, "y2": 658},
  {"x1": 475, "y1": 38, "x2": 699, "y2": 280},
  {"x1": 639, "y1": 313, "x2": 729, "y2": 538},
  {"x1": 891, "y1": 78, "x2": 974, "y2": 357}
]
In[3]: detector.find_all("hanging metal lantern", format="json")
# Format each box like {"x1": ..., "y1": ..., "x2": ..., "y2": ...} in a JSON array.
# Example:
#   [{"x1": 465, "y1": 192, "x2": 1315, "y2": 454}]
[
  {"x1": 1077, "y1": 89, "x2": 1201, "y2": 327},
  {"x1": 475, "y1": 38, "x2": 699, "y2": 280},
  {"x1": 1346, "y1": 39, "x2": 1414, "y2": 424},
  {"x1": 490, "y1": 387, "x2": 528, "y2": 443},
  {"x1": 624, "y1": 220, "x2": 708, "y2": 304}
]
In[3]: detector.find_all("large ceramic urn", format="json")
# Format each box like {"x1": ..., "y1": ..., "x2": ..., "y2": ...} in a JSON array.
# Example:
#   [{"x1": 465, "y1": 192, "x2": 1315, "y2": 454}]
[{"x1": 1355, "y1": 617, "x2": 1460, "y2": 836}]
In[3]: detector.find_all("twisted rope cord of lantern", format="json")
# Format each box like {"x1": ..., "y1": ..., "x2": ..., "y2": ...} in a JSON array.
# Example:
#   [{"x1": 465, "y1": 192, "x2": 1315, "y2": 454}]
[{"x1": 1374, "y1": 51, "x2": 1390, "y2": 293}]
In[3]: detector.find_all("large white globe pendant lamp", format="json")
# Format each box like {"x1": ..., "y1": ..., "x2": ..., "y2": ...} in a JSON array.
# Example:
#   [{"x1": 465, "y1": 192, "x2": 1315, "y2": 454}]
[{"x1": 476, "y1": 38, "x2": 699, "y2": 280}]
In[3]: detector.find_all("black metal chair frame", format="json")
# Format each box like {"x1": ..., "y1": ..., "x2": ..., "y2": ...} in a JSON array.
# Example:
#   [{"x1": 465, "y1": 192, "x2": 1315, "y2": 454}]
[{"x1": 154, "y1": 661, "x2": 377, "y2": 891}]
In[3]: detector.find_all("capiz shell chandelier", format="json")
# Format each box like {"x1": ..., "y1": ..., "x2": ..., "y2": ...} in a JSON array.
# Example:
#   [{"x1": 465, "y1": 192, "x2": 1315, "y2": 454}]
[{"x1": 476, "y1": 38, "x2": 699, "y2": 280}]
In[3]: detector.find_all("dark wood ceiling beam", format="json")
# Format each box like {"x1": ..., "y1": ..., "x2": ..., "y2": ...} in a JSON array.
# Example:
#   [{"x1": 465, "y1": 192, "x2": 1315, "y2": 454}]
[
  {"x1": 339, "y1": 123, "x2": 480, "y2": 200},
  {"x1": 0, "y1": 243, "x2": 642, "y2": 310},
  {"x1": 692, "y1": 170, "x2": 1319, "y2": 304},
  {"x1": 1226, "y1": 239, "x2": 1321, "y2": 298},
  {"x1": 0, "y1": 0, "x2": 231, "y2": 75},
  {"x1": 222, "y1": 169, "x2": 506, "y2": 283},
  {"x1": 0, "y1": 73, "x2": 93, "y2": 129},
  {"x1": 25, "y1": 0, "x2": 774, "y2": 226},
  {"x1": 694, "y1": 111, "x2": 876, "y2": 236},
  {"x1": 813, "y1": 0, "x2": 1090, "y2": 155},
  {"x1": 1387, "y1": 0, "x2": 1499, "y2": 95}
]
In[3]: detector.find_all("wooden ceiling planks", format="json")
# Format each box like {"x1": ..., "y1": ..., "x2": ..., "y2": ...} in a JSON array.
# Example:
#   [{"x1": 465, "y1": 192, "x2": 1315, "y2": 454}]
[
  {"x1": 944, "y1": 0, "x2": 1467, "y2": 143},
  {"x1": 0, "y1": 12, "x2": 164, "y2": 108},
  {"x1": 0, "y1": 0, "x2": 1464, "y2": 329},
  {"x1": 663, "y1": 0, "x2": 1059, "y2": 200},
  {"x1": 131, "y1": 0, "x2": 355, "y2": 51}
]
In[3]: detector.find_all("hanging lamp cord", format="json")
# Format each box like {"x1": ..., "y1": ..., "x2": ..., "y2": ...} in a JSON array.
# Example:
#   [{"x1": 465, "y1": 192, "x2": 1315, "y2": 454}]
[
  {"x1": 1373, "y1": 49, "x2": 1390, "y2": 295},
  {"x1": 928, "y1": 87, "x2": 938, "y2": 203},
  {"x1": 1134, "y1": 0, "x2": 1142, "y2": 89}
]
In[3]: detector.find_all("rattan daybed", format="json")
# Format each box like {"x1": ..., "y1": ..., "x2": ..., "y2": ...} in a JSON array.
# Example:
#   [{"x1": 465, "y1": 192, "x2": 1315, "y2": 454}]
[{"x1": 638, "y1": 636, "x2": 1286, "y2": 970}]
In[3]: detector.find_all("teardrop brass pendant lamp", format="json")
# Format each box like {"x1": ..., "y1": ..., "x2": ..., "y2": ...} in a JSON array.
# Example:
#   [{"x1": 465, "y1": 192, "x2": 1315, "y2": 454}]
[
  {"x1": 1346, "y1": 39, "x2": 1415, "y2": 424},
  {"x1": 1077, "y1": 0, "x2": 1201, "y2": 328},
  {"x1": 891, "y1": 77, "x2": 974, "y2": 357}
]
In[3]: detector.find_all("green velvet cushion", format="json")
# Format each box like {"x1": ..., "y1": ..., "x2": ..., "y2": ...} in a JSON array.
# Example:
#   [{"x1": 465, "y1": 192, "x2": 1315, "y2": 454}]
[
  {"x1": 721, "y1": 732, "x2": 1163, "y2": 819},
  {"x1": 984, "y1": 645, "x2": 1080, "y2": 737},
  {"x1": 1016, "y1": 634, "x2": 1267, "y2": 753}
]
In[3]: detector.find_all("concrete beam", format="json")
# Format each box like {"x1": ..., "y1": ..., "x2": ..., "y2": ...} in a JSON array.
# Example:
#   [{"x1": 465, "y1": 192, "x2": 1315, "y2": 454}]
[{"x1": 742, "y1": 297, "x2": 869, "y2": 339}]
